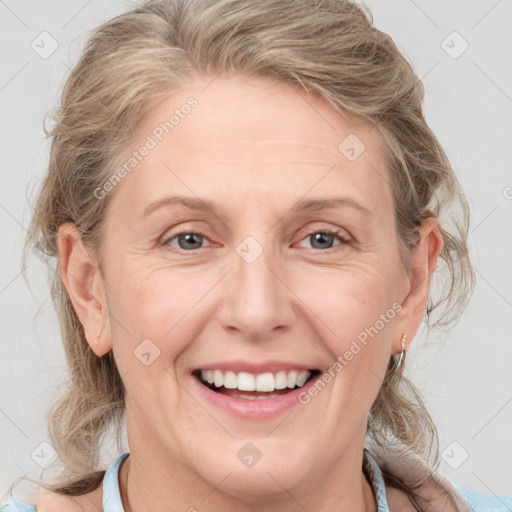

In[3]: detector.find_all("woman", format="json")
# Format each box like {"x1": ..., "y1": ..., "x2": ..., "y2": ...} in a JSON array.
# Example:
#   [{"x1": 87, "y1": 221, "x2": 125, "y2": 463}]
[{"x1": 2, "y1": 0, "x2": 511, "y2": 510}]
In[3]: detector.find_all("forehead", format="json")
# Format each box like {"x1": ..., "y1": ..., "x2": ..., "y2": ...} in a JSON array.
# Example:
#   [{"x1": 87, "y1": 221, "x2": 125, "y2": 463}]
[{"x1": 110, "y1": 74, "x2": 394, "y2": 219}]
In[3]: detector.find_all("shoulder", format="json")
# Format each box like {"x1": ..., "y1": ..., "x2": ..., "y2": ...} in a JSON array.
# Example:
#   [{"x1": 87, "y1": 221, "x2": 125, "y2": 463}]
[
  {"x1": 33, "y1": 483, "x2": 103, "y2": 512},
  {"x1": 448, "y1": 481, "x2": 512, "y2": 512},
  {"x1": 1, "y1": 484, "x2": 104, "y2": 512},
  {"x1": 1, "y1": 491, "x2": 96, "y2": 512},
  {"x1": 1, "y1": 492, "x2": 83, "y2": 511},
  {"x1": 33, "y1": 491, "x2": 85, "y2": 511},
  {"x1": 1, "y1": 497, "x2": 37, "y2": 511},
  {"x1": 2, "y1": 469, "x2": 105, "y2": 512}
]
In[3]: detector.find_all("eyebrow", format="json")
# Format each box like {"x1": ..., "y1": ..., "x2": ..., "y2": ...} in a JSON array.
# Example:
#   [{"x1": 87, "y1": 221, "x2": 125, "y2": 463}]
[{"x1": 143, "y1": 195, "x2": 372, "y2": 218}]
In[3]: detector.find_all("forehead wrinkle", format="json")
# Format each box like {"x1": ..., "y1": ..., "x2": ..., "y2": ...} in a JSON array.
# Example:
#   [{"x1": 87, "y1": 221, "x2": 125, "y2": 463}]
[{"x1": 169, "y1": 139, "x2": 343, "y2": 155}]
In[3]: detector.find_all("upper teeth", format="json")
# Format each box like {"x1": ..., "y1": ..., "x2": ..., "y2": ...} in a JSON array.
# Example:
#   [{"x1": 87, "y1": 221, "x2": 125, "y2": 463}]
[{"x1": 200, "y1": 370, "x2": 311, "y2": 392}]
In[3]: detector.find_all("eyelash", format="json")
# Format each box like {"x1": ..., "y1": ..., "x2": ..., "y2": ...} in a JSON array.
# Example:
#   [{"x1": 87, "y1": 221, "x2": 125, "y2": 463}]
[{"x1": 161, "y1": 228, "x2": 351, "y2": 253}]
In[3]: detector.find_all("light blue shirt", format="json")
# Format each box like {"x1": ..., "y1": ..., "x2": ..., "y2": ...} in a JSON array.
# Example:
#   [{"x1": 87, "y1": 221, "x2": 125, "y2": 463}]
[{"x1": 2, "y1": 449, "x2": 511, "y2": 511}]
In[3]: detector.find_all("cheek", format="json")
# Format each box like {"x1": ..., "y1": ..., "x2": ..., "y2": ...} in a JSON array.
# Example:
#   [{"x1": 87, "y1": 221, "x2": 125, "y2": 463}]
[
  {"x1": 297, "y1": 259, "x2": 399, "y2": 392},
  {"x1": 297, "y1": 258, "x2": 400, "y2": 340},
  {"x1": 102, "y1": 261, "x2": 186, "y2": 378},
  {"x1": 104, "y1": 257, "x2": 227, "y2": 387}
]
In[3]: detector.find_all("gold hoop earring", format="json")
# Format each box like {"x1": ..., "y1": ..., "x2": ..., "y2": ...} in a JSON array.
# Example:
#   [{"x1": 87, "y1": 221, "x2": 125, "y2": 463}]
[{"x1": 396, "y1": 333, "x2": 407, "y2": 370}]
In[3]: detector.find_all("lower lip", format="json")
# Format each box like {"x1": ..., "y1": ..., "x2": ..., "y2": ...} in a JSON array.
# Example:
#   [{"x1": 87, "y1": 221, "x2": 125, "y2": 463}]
[{"x1": 191, "y1": 373, "x2": 320, "y2": 419}]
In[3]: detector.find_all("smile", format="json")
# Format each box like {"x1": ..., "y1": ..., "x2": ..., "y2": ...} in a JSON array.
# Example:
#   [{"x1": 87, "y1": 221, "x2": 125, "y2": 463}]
[{"x1": 192, "y1": 368, "x2": 321, "y2": 401}]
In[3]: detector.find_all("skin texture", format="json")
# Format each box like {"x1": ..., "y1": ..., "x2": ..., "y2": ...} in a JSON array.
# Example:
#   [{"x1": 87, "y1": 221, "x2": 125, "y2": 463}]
[{"x1": 54, "y1": 74, "x2": 443, "y2": 511}]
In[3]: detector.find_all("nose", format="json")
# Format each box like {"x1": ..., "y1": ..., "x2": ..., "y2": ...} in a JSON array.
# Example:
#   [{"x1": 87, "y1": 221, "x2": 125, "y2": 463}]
[{"x1": 217, "y1": 237, "x2": 296, "y2": 342}]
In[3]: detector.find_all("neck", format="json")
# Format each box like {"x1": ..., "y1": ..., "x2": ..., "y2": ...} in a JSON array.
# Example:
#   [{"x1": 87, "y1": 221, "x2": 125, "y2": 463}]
[{"x1": 118, "y1": 410, "x2": 377, "y2": 512}]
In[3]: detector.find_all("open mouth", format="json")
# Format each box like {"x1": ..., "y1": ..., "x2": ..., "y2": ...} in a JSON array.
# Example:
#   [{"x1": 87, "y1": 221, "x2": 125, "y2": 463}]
[{"x1": 192, "y1": 368, "x2": 321, "y2": 400}]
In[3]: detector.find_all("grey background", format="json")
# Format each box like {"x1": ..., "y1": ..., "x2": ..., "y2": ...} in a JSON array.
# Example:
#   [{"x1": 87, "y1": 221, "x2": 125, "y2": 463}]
[{"x1": 1, "y1": 0, "x2": 511, "y2": 503}]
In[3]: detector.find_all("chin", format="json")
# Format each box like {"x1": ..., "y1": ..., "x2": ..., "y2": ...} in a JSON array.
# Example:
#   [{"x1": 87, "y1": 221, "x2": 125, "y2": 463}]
[
  {"x1": 209, "y1": 465, "x2": 309, "y2": 501},
  {"x1": 192, "y1": 440, "x2": 314, "y2": 498}
]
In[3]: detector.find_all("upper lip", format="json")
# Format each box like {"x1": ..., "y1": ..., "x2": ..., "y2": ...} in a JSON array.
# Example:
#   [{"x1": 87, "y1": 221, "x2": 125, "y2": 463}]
[{"x1": 192, "y1": 360, "x2": 319, "y2": 374}]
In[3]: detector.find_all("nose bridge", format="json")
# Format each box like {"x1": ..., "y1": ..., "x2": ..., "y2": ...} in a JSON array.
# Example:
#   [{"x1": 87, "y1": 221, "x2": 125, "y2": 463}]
[{"x1": 220, "y1": 232, "x2": 293, "y2": 340}]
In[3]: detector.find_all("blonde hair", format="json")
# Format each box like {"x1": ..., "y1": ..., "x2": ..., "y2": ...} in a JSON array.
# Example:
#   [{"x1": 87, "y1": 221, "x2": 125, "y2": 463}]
[{"x1": 16, "y1": 0, "x2": 474, "y2": 507}]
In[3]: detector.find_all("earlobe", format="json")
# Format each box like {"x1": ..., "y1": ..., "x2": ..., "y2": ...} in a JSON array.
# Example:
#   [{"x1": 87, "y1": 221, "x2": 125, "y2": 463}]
[
  {"x1": 57, "y1": 223, "x2": 112, "y2": 357},
  {"x1": 393, "y1": 217, "x2": 444, "y2": 354}
]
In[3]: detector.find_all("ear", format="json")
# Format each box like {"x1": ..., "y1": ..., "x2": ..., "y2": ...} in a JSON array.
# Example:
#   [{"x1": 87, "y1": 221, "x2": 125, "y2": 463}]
[
  {"x1": 392, "y1": 216, "x2": 444, "y2": 355},
  {"x1": 57, "y1": 223, "x2": 112, "y2": 357}
]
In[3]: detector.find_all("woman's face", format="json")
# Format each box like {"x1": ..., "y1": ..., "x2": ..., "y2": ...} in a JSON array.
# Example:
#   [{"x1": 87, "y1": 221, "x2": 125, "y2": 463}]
[{"x1": 76, "y1": 74, "x2": 434, "y2": 499}]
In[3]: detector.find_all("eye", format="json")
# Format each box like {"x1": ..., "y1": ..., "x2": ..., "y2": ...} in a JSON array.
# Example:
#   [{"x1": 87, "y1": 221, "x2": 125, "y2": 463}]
[
  {"x1": 162, "y1": 231, "x2": 212, "y2": 251},
  {"x1": 161, "y1": 228, "x2": 350, "y2": 253},
  {"x1": 296, "y1": 228, "x2": 350, "y2": 251}
]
